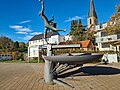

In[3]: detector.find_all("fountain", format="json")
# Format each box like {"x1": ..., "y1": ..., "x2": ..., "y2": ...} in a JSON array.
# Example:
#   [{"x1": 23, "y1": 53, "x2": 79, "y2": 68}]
[{"x1": 39, "y1": 0, "x2": 103, "y2": 88}]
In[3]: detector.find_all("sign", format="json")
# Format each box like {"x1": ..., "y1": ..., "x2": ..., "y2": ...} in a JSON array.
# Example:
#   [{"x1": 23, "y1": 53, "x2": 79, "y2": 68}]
[{"x1": 28, "y1": 46, "x2": 39, "y2": 57}]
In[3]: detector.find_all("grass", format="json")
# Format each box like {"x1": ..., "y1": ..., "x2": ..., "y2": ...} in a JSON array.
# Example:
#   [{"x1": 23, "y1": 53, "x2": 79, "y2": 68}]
[
  {"x1": 0, "y1": 59, "x2": 44, "y2": 63},
  {"x1": 0, "y1": 60, "x2": 26, "y2": 63},
  {"x1": 28, "y1": 59, "x2": 44, "y2": 63}
]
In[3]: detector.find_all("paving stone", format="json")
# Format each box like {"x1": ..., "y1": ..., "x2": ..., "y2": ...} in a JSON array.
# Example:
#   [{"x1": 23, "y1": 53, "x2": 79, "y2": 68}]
[{"x1": 0, "y1": 63, "x2": 120, "y2": 90}]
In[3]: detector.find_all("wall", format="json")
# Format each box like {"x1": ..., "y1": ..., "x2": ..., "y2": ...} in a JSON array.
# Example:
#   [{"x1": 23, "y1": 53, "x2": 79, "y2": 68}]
[
  {"x1": 94, "y1": 22, "x2": 120, "y2": 51},
  {"x1": 29, "y1": 34, "x2": 61, "y2": 46}
]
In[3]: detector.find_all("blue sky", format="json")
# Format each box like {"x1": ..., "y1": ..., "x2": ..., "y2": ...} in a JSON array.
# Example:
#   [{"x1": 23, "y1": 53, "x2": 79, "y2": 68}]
[{"x1": 0, "y1": 0, "x2": 120, "y2": 43}]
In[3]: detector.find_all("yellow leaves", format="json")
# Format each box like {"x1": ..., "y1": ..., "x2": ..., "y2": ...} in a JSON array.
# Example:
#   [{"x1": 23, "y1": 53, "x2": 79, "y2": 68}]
[
  {"x1": 116, "y1": 5, "x2": 120, "y2": 12},
  {"x1": 111, "y1": 5, "x2": 120, "y2": 21},
  {"x1": 107, "y1": 6, "x2": 120, "y2": 35},
  {"x1": 105, "y1": 22, "x2": 120, "y2": 35},
  {"x1": 111, "y1": 12, "x2": 120, "y2": 21}
]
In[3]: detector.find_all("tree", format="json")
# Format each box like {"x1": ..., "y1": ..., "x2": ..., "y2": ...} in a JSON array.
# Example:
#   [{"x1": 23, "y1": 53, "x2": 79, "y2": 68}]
[
  {"x1": 14, "y1": 41, "x2": 19, "y2": 49},
  {"x1": 0, "y1": 42, "x2": 2, "y2": 49},
  {"x1": 0, "y1": 36, "x2": 14, "y2": 52},
  {"x1": 18, "y1": 42, "x2": 27, "y2": 52},
  {"x1": 66, "y1": 40, "x2": 73, "y2": 44},
  {"x1": 116, "y1": 5, "x2": 120, "y2": 13},
  {"x1": 70, "y1": 19, "x2": 85, "y2": 41},
  {"x1": 105, "y1": 5, "x2": 120, "y2": 35},
  {"x1": 19, "y1": 42, "x2": 26, "y2": 48},
  {"x1": 83, "y1": 31, "x2": 94, "y2": 40}
]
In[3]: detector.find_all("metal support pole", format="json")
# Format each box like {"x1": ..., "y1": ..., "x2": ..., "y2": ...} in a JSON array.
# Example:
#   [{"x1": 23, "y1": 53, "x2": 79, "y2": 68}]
[
  {"x1": 44, "y1": 44, "x2": 54, "y2": 83},
  {"x1": 28, "y1": 47, "x2": 30, "y2": 63},
  {"x1": 38, "y1": 46, "x2": 40, "y2": 63}
]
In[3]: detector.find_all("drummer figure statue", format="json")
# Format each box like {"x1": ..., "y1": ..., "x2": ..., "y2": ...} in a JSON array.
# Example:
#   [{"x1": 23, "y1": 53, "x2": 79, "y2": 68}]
[{"x1": 39, "y1": 0, "x2": 66, "y2": 44}]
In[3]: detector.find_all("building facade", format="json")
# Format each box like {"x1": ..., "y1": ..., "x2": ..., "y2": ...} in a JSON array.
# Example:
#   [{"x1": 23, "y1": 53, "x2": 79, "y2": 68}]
[
  {"x1": 29, "y1": 32, "x2": 64, "y2": 47},
  {"x1": 94, "y1": 22, "x2": 120, "y2": 51},
  {"x1": 87, "y1": 0, "x2": 120, "y2": 51}
]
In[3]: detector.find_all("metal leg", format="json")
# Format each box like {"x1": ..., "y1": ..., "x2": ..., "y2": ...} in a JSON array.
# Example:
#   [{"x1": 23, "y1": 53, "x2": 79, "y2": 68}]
[
  {"x1": 44, "y1": 44, "x2": 54, "y2": 83},
  {"x1": 44, "y1": 60, "x2": 54, "y2": 83}
]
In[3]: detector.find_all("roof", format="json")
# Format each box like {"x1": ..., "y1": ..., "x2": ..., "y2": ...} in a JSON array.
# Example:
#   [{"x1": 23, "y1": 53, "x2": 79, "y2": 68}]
[
  {"x1": 88, "y1": 0, "x2": 97, "y2": 18},
  {"x1": 59, "y1": 42, "x2": 67, "y2": 45},
  {"x1": 74, "y1": 40, "x2": 94, "y2": 48},
  {"x1": 29, "y1": 31, "x2": 59, "y2": 41},
  {"x1": 29, "y1": 34, "x2": 43, "y2": 41},
  {"x1": 59, "y1": 40, "x2": 94, "y2": 48},
  {"x1": 81, "y1": 40, "x2": 92, "y2": 48},
  {"x1": 47, "y1": 31, "x2": 59, "y2": 38}
]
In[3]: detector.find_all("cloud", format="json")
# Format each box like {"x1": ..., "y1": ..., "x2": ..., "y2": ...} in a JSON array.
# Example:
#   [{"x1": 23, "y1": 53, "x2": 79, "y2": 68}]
[
  {"x1": 30, "y1": 32, "x2": 42, "y2": 35},
  {"x1": 19, "y1": 20, "x2": 32, "y2": 24},
  {"x1": 9, "y1": 25, "x2": 23, "y2": 29},
  {"x1": 65, "y1": 16, "x2": 84, "y2": 22},
  {"x1": 16, "y1": 27, "x2": 32, "y2": 32},
  {"x1": 23, "y1": 35, "x2": 33, "y2": 41},
  {"x1": 9, "y1": 25, "x2": 32, "y2": 33},
  {"x1": 16, "y1": 32, "x2": 28, "y2": 34}
]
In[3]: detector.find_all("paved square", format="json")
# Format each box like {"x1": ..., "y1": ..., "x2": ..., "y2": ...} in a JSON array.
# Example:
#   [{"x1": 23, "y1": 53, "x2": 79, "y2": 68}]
[{"x1": 0, "y1": 62, "x2": 120, "y2": 90}]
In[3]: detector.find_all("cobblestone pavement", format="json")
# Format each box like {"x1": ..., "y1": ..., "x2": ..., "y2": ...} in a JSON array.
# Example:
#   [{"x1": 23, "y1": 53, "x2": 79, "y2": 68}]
[{"x1": 0, "y1": 62, "x2": 120, "y2": 90}]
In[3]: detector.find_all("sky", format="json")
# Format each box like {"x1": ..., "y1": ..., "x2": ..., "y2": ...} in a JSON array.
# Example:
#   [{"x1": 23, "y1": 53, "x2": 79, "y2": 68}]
[{"x1": 0, "y1": 0, "x2": 120, "y2": 43}]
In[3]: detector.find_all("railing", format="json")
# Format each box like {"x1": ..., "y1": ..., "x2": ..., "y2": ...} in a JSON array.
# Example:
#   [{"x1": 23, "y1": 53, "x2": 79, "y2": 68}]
[
  {"x1": 96, "y1": 35, "x2": 118, "y2": 43},
  {"x1": 95, "y1": 23, "x2": 107, "y2": 31}
]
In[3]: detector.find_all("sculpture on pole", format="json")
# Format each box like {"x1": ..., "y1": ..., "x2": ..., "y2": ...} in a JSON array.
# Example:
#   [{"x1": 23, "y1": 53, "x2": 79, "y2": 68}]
[
  {"x1": 38, "y1": 0, "x2": 103, "y2": 88},
  {"x1": 39, "y1": 0, "x2": 66, "y2": 43}
]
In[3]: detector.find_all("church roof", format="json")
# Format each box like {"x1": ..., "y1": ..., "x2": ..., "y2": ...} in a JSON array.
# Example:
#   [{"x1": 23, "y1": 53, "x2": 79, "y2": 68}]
[{"x1": 88, "y1": 0, "x2": 97, "y2": 18}]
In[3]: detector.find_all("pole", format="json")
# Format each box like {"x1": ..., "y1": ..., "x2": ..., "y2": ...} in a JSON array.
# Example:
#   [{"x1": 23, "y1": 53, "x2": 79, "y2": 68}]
[
  {"x1": 38, "y1": 45, "x2": 40, "y2": 63},
  {"x1": 44, "y1": 44, "x2": 54, "y2": 83},
  {"x1": 28, "y1": 47, "x2": 30, "y2": 63}
]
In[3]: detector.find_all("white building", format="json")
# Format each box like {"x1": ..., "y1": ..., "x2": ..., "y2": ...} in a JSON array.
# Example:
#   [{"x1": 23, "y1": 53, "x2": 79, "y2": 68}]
[
  {"x1": 87, "y1": 0, "x2": 120, "y2": 51},
  {"x1": 0, "y1": 54, "x2": 12, "y2": 60},
  {"x1": 29, "y1": 32, "x2": 64, "y2": 47},
  {"x1": 64, "y1": 34, "x2": 73, "y2": 41},
  {"x1": 28, "y1": 31, "x2": 64, "y2": 58},
  {"x1": 94, "y1": 22, "x2": 120, "y2": 51}
]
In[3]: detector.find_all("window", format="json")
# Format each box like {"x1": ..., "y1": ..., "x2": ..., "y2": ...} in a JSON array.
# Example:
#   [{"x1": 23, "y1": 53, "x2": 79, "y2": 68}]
[
  {"x1": 117, "y1": 34, "x2": 120, "y2": 39},
  {"x1": 90, "y1": 19, "x2": 92, "y2": 24},
  {"x1": 52, "y1": 38, "x2": 57, "y2": 43},
  {"x1": 101, "y1": 38, "x2": 103, "y2": 41},
  {"x1": 33, "y1": 41, "x2": 37, "y2": 43},
  {"x1": 102, "y1": 43, "x2": 110, "y2": 48},
  {"x1": 100, "y1": 24, "x2": 102, "y2": 29},
  {"x1": 107, "y1": 38, "x2": 112, "y2": 40},
  {"x1": 101, "y1": 32, "x2": 107, "y2": 37}
]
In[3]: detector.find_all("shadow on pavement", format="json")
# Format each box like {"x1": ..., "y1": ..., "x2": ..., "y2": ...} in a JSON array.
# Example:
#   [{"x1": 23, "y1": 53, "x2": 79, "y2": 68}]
[{"x1": 58, "y1": 66, "x2": 120, "y2": 78}]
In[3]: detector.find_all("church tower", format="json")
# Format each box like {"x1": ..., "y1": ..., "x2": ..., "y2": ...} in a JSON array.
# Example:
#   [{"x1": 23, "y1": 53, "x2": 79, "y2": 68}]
[{"x1": 87, "y1": 0, "x2": 98, "y2": 30}]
